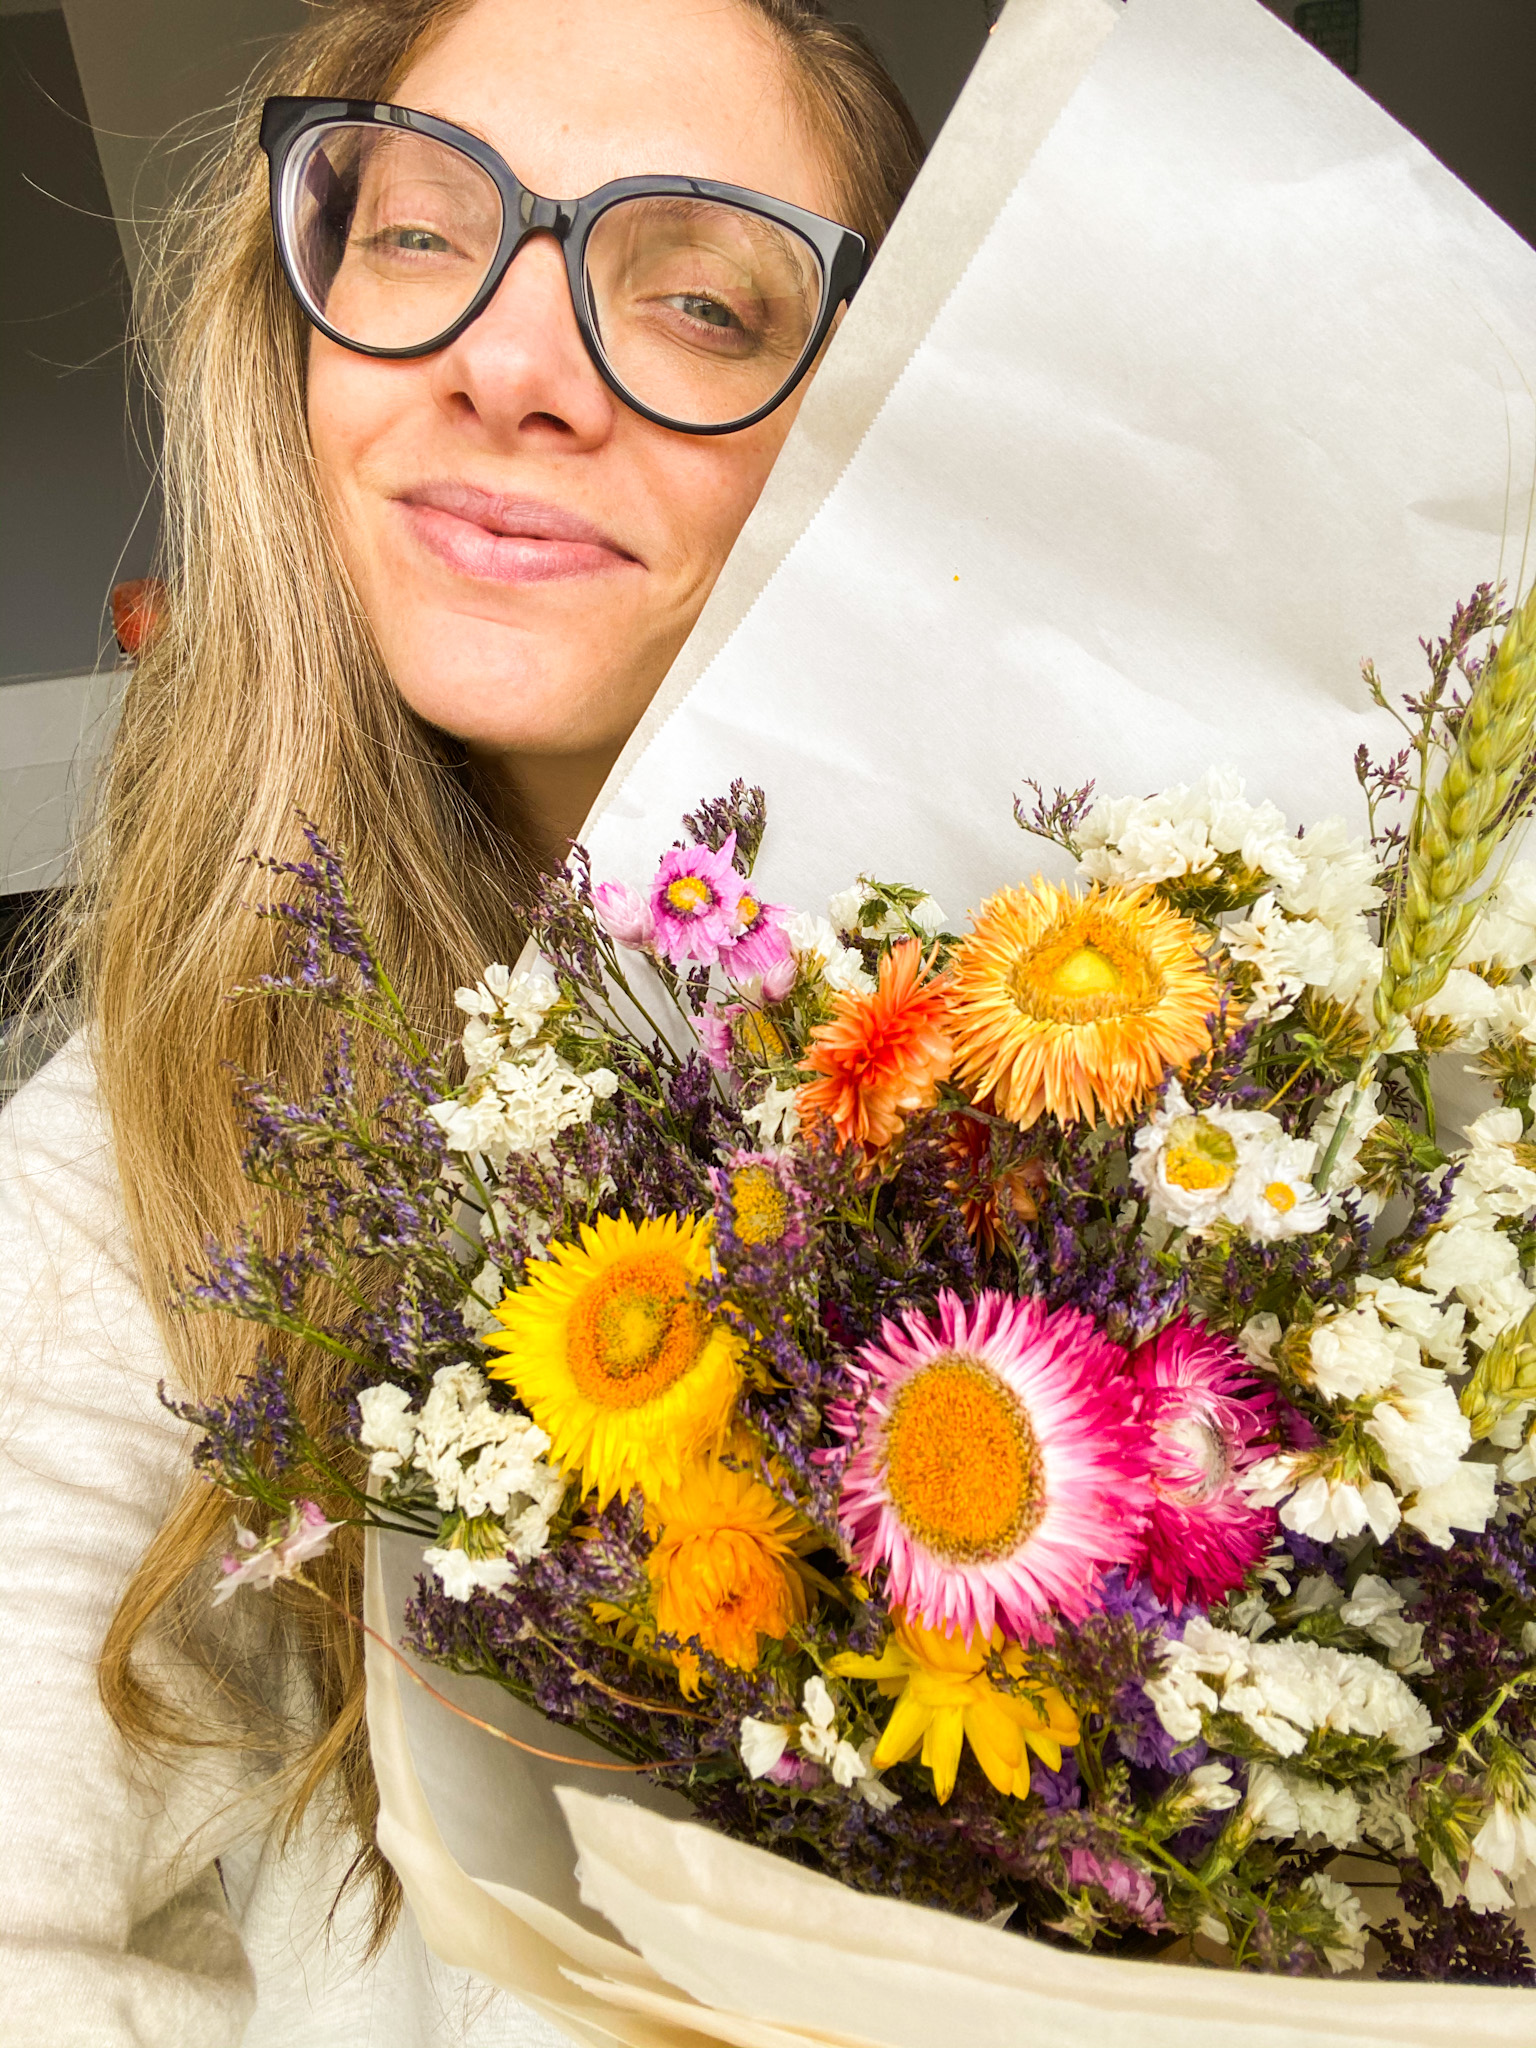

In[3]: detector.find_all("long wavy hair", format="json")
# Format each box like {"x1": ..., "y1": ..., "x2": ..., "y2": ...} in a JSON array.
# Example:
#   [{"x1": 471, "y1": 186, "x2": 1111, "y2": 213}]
[{"x1": 57, "y1": 0, "x2": 922, "y2": 1941}]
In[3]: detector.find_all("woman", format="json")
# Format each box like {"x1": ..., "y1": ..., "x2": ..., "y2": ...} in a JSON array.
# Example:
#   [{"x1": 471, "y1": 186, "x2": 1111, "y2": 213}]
[{"x1": 0, "y1": 1, "x2": 921, "y2": 2041}]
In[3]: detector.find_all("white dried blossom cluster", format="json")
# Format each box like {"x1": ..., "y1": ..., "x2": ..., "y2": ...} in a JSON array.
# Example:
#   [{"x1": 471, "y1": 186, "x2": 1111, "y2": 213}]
[
  {"x1": 740, "y1": 1678, "x2": 900, "y2": 1810},
  {"x1": 1145, "y1": 1618, "x2": 1438, "y2": 1761},
  {"x1": 1131, "y1": 1080, "x2": 1329, "y2": 1242},
  {"x1": 357, "y1": 1366, "x2": 566, "y2": 1599},
  {"x1": 784, "y1": 909, "x2": 874, "y2": 995},
  {"x1": 1077, "y1": 770, "x2": 1306, "y2": 895},
  {"x1": 428, "y1": 963, "x2": 618, "y2": 1166},
  {"x1": 1300, "y1": 1873, "x2": 1370, "y2": 1973}
]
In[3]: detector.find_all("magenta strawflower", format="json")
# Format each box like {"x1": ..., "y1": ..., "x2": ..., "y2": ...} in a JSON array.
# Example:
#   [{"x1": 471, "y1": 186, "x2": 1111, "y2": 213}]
[
  {"x1": 1124, "y1": 1318, "x2": 1277, "y2": 1607},
  {"x1": 834, "y1": 1290, "x2": 1148, "y2": 1644},
  {"x1": 649, "y1": 832, "x2": 745, "y2": 966}
]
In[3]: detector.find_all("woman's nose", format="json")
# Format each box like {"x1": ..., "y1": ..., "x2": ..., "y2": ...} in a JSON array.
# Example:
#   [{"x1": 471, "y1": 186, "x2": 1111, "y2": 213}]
[{"x1": 425, "y1": 232, "x2": 618, "y2": 448}]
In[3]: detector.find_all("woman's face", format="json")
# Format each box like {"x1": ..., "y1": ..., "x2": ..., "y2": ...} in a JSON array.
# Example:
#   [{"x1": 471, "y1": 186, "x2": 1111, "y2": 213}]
[{"x1": 306, "y1": 0, "x2": 843, "y2": 850}]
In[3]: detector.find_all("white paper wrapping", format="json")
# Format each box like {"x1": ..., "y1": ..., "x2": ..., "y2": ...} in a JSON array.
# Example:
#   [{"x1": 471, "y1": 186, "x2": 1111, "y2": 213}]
[{"x1": 366, "y1": 0, "x2": 1536, "y2": 2037}]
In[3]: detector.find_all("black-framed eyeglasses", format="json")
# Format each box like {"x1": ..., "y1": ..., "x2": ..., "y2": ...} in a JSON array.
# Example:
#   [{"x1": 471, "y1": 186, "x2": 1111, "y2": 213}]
[{"x1": 259, "y1": 96, "x2": 869, "y2": 436}]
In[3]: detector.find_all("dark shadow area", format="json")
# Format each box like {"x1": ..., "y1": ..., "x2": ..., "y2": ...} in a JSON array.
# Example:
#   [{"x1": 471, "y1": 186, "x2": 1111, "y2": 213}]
[{"x1": 1, "y1": 7, "x2": 159, "y2": 685}]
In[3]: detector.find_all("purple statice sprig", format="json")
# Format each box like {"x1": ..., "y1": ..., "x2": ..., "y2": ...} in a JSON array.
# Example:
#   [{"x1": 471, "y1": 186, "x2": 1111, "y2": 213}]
[
  {"x1": 681, "y1": 780, "x2": 768, "y2": 870},
  {"x1": 1014, "y1": 777, "x2": 1097, "y2": 859},
  {"x1": 166, "y1": 1346, "x2": 439, "y2": 1543}
]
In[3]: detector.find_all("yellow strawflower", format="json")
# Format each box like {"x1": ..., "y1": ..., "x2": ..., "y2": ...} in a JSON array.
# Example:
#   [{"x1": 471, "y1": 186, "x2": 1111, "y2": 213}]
[
  {"x1": 831, "y1": 1613, "x2": 1079, "y2": 1803},
  {"x1": 648, "y1": 1457, "x2": 809, "y2": 1696},
  {"x1": 485, "y1": 1212, "x2": 741, "y2": 1506}
]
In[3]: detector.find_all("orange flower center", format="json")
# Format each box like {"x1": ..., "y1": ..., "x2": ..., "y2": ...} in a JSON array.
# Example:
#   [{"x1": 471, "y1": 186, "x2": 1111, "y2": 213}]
[
  {"x1": 731, "y1": 1165, "x2": 790, "y2": 1246},
  {"x1": 1009, "y1": 907, "x2": 1165, "y2": 1025},
  {"x1": 883, "y1": 1355, "x2": 1043, "y2": 1562},
  {"x1": 666, "y1": 875, "x2": 714, "y2": 916},
  {"x1": 1264, "y1": 1180, "x2": 1297, "y2": 1213},
  {"x1": 566, "y1": 1252, "x2": 707, "y2": 1409}
]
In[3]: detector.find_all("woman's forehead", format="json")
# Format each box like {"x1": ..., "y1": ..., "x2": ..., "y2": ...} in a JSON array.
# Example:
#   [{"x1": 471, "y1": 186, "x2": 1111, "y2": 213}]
[{"x1": 393, "y1": 0, "x2": 839, "y2": 214}]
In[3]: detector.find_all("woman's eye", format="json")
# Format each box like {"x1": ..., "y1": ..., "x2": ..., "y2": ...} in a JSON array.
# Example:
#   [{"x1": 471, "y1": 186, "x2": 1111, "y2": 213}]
[
  {"x1": 372, "y1": 225, "x2": 452, "y2": 255},
  {"x1": 665, "y1": 293, "x2": 742, "y2": 331}
]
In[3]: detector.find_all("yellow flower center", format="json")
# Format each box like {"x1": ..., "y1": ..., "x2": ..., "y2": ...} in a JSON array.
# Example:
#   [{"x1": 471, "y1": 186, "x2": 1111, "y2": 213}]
[
  {"x1": 566, "y1": 1251, "x2": 707, "y2": 1409},
  {"x1": 738, "y1": 893, "x2": 760, "y2": 928},
  {"x1": 666, "y1": 875, "x2": 713, "y2": 916},
  {"x1": 883, "y1": 1355, "x2": 1043, "y2": 1562},
  {"x1": 735, "y1": 1012, "x2": 788, "y2": 1063},
  {"x1": 730, "y1": 1165, "x2": 790, "y2": 1246},
  {"x1": 1163, "y1": 1114, "x2": 1238, "y2": 1193},
  {"x1": 1008, "y1": 904, "x2": 1165, "y2": 1025},
  {"x1": 1265, "y1": 1179, "x2": 1297, "y2": 1213}
]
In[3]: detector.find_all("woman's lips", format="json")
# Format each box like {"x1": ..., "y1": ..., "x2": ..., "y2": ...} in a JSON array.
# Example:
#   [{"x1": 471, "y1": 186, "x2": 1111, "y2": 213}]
[{"x1": 395, "y1": 484, "x2": 641, "y2": 585}]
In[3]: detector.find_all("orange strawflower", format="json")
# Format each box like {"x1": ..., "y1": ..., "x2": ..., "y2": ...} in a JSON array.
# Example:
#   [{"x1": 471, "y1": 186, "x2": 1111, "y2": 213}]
[
  {"x1": 947, "y1": 880, "x2": 1216, "y2": 1128},
  {"x1": 944, "y1": 1113, "x2": 1047, "y2": 1251},
  {"x1": 648, "y1": 1458, "x2": 809, "y2": 1696},
  {"x1": 797, "y1": 939, "x2": 954, "y2": 1151}
]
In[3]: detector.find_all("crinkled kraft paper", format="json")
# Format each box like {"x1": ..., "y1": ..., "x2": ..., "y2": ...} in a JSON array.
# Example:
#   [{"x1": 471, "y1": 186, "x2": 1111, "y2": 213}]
[{"x1": 366, "y1": 0, "x2": 1536, "y2": 2038}]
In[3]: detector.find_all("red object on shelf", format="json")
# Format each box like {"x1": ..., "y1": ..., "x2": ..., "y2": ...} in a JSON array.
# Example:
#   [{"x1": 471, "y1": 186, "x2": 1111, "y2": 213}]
[{"x1": 111, "y1": 577, "x2": 166, "y2": 657}]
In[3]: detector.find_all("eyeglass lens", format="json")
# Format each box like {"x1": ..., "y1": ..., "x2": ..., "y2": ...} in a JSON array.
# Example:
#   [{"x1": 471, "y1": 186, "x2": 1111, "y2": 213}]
[{"x1": 282, "y1": 123, "x2": 827, "y2": 428}]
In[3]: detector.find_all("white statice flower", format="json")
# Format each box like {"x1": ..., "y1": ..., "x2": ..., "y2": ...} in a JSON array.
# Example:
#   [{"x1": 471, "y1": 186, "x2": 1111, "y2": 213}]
[
  {"x1": 783, "y1": 911, "x2": 874, "y2": 995},
  {"x1": 422, "y1": 1547, "x2": 519, "y2": 1600},
  {"x1": 853, "y1": 1737, "x2": 901, "y2": 1810},
  {"x1": 1364, "y1": 1359, "x2": 1471, "y2": 1493},
  {"x1": 427, "y1": 1086, "x2": 519, "y2": 1156},
  {"x1": 1078, "y1": 771, "x2": 1305, "y2": 893},
  {"x1": 739, "y1": 1715, "x2": 791, "y2": 1779},
  {"x1": 1145, "y1": 1619, "x2": 1437, "y2": 1761},
  {"x1": 1505, "y1": 1424, "x2": 1536, "y2": 1484},
  {"x1": 455, "y1": 964, "x2": 558, "y2": 1041},
  {"x1": 1353, "y1": 1275, "x2": 1467, "y2": 1371},
  {"x1": 1416, "y1": 967, "x2": 1503, "y2": 1047},
  {"x1": 1244, "y1": 1456, "x2": 1401, "y2": 1544},
  {"x1": 1338, "y1": 1574, "x2": 1429, "y2": 1675},
  {"x1": 1493, "y1": 979, "x2": 1536, "y2": 1045},
  {"x1": 413, "y1": 1365, "x2": 563, "y2": 1528},
  {"x1": 1470, "y1": 1795, "x2": 1536, "y2": 1909},
  {"x1": 1237, "y1": 1311, "x2": 1283, "y2": 1372},
  {"x1": 1459, "y1": 861, "x2": 1536, "y2": 970},
  {"x1": 1417, "y1": 1217, "x2": 1532, "y2": 1338},
  {"x1": 1357, "y1": 1770, "x2": 1419, "y2": 1855},
  {"x1": 1443, "y1": 1107, "x2": 1536, "y2": 1226},
  {"x1": 1244, "y1": 1762, "x2": 1360, "y2": 1850},
  {"x1": 797, "y1": 1676, "x2": 870, "y2": 1789},
  {"x1": 431, "y1": 1048, "x2": 615, "y2": 1167},
  {"x1": 1276, "y1": 817, "x2": 1382, "y2": 928},
  {"x1": 1305, "y1": 1305, "x2": 1419, "y2": 1403},
  {"x1": 741, "y1": 1081, "x2": 801, "y2": 1150},
  {"x1": 356, "y1": 1382, "x2": 418, "y2": 1481},
  {"x1": 1302, "y1": 1872, "x2": 1369, "y2": 1973},
  {"x1": 1223, "y1": 893, "x2": 1342, "y2": 1013},
  {"x1": 1400, "y1": 1456, "x2": 1498, "y2": 1547}
]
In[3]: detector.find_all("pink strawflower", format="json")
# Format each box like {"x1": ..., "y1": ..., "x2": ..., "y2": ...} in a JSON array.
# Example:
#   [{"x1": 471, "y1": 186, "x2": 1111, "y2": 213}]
[
  {"x1": 725, "y1": 885, "x2": 793, "y2": 983},
  {"x1": 835, "y1": 1290, "x2": 1148, "y2": 1644},
  {"x1": 758, "y1": 950, "x2": 799, "y2": 1003},
  {"x1": 593, "y1": 878, "x2": 655, "y2": 949},
  {"x1": 698, "y1": 1004, "x2": 737, "y2": 1070},
  {"x1": 649, "y1": 832, "x2": 745, "y2": 966},
  {"x1": 1065, "y1": 1848, "x2": 1169, "y2": 1930},
  {"x1": 214, "y1": 1498, "x2": 338, "y2": 1605},
  {"x1": 1123, "y1": 1319, "x2": 1277, "y2": 1607}
]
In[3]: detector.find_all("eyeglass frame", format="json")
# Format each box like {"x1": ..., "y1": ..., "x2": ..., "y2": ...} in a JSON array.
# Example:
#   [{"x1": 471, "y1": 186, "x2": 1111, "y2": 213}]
[{"x1": 259, "y1": 95, "x2": 871, "y2": 437}]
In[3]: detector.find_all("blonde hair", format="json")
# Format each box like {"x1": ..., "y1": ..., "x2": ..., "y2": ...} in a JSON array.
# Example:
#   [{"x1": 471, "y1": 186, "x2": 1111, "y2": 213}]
[{"x1": 64, "y1": 0, "x2": 920, "y2": 1939}]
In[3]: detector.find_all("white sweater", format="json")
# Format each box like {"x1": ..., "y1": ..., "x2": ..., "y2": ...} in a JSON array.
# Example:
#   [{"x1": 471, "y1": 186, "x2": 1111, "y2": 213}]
[{"x1": 0, "y1": 1037, "x2": 572, "y2": 2047}]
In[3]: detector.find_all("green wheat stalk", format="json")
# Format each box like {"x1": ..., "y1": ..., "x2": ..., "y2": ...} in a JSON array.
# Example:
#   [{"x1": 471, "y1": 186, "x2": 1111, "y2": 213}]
[
  {"x1": 1460, "y1": 1299, "x2": 1536, "y2": 1442},
  {"x1": 1314, "y1": 583, "x2": 1536, "y2": 1193},
  {"x1": 1376, "y1": 580, "x2": 1536, "y2": 1025}
]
